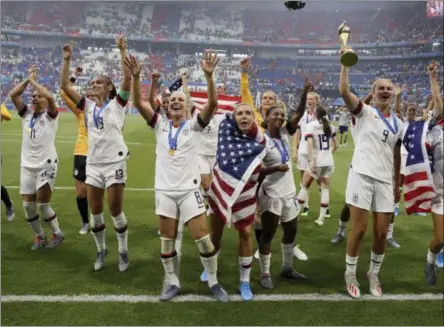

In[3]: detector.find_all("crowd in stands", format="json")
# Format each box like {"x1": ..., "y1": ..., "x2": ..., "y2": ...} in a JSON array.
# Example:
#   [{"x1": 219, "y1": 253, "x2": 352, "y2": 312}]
[{"x1": 1, "y1": 2, "x2": 443, "y2": 44}]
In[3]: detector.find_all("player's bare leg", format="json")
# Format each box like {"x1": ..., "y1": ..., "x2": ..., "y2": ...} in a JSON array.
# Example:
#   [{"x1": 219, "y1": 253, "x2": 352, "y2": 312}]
[
  {"x1": 186, "y1": 213, "x2": 228, "y2": 302},
  {"x1": 299, "y1": 170, "x2": 309, "y2": 216},
  {"x1": 253, "y1": 206, "x2": 262, "y2": 259},
  {"x1": 331, "y1": 203, "x2": 350, "y2": 244},
  {"x1": 75, "y1": 180, "x2": 89, "y2": 234},
  {"x1": 367, "y1": 212, "x2": 391, "y2": 297},
  {"x1": 37, "y1": 183, "x2": 64, "y2": 249},
  {"x1": 237, "y1": 223, "x2": 254, "y2": 301},
  {"x1": 315, "y1": 177, "x2": 330, "y2": 226},
  {"x1": 281, "y1": 218, "x2": 306, "y2": 280},
  {"x1": 316, "y1": 178, "x2": 330, "y2": 218},
  {"x1": 200, "y1": 213, "x2": 225, "y2": 283},
  {"x1": 426, "y1": 212, "x2": 443, "y2": 285},
  {"x1": 108, "y1": 183, "x2": 129, "y2": 272},
  {"x1": 296, "y1": 172, "x2": 314, "y2": 218},
  {"x1": 345, "y1": 206, "x2": 369, "y2": 299},
  {"x1": 2, "y1": 185, "x2": 15, "y2": 222},
  {"x1": 22, "y1": 193, "x2": 46, "y2": 250},
  {"x1": 88, "y1": 185, "x2": 107, "y2": 271}
]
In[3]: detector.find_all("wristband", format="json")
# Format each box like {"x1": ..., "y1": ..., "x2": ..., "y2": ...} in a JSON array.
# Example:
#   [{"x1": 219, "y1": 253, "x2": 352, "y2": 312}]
[{"x1": 69, "y1": 75, "x2": 77, "y2": 83}]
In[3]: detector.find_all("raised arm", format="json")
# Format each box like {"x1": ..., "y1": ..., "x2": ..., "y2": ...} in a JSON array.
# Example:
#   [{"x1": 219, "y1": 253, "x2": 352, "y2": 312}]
[
  {"x1": 60, "y1": 43, "x2": 82, "y2": 105},
  {"x1": 240, "y1": 58, "x2": 255, "y2": 107},
  {"x1": 181, "y1": 70, "x2": 193, "y2": 119},
  {"x1": 198, "y1": 50, "x2": 219, "y2": 125},
  {"x1": 428, "y1": 61, "x2": 443, "y2": 117},
  {"x1": 147, "y1": 73, "x2": 161, "y2": 111},
  {"x1": 125, "y1": 55, "x2": 155, "y2": 123},
  {"x1": 28, "y1": 66, "x2": 57, "y2": 115},
  {"x1": 288, "y1": 79, "x2": 311, "y2": 130},
  {"x1": 9, "y1": 77, "x2": 29, "y2": 112},
  {"x1": 116, "y1": 33, "x2": 131, "y2": 93},
  {"x1": 339, "y1": 46, "x2": 360, "y2": 113}
]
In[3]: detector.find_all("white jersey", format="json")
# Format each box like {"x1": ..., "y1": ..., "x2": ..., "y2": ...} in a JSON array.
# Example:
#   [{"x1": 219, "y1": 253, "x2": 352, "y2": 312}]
[
  {"x1": 427, "y1": 123, "x2": 443, "y2": 196},
  {"x1": 150, "y1": 112, "x2": 206, "y2": 191},
  {"x1": 351, "y1": 102, "x2": 404, "y2": 183},
  {"x1": 198, "y1": 114, "x2": 225, "y2": 156},
  {"x1": 304, "y1": 120, "x2": 336, "y2": 167},
  {"x1": 19, "y1": 108, "x2": 58, "y2": 169},
  {"x1": 338, "y1": 111, "x2": 348, "y2": 126},
  {"x1": 261, "y1": 124, "x2": 296, "y2": 198},
  {"x1": 79, "y1": 96, "x2": 129, "y2": 165},
  {"x1": 297, "y1": 110, "x2": 316, "y2": 155}
]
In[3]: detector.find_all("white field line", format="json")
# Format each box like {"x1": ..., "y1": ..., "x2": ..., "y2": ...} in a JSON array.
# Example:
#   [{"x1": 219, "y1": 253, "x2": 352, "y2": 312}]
[
  {"x1": 4, "y1": 186, "x2": 154, "y2": 191},
  {"x1": 1, "y1": 293, "x2": 442, "y2": 303}
]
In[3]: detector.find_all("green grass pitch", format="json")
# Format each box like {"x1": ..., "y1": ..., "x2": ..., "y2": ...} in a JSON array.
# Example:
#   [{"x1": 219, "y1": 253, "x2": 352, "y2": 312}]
[{"x1": 1, "y1": 113, "x2": 443, "y2": 326}]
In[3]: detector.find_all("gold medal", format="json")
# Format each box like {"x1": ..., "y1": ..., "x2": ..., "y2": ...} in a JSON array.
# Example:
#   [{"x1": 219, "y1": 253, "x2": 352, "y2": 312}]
[
  {"x1": 26, "y1": 127, "x2": 32, "y2": 133},
  {"x1": 168, "y1": 149, "x2": 175, "y2": 156}
]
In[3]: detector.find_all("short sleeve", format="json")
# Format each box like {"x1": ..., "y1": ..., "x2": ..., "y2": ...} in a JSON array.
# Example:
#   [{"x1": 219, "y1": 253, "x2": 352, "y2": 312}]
[
  {"x1": 18, "y1": 105, "x2": 31, "y2": 118},
  {"x1": 331, "y1": 125, "x2": 337, "y2": 138},
  {"x1": 147, "y1": 112, "x2": 161, "y2": 131},
  {"x1": 190, "y1": 113, "x2": 207, "y2": 132}
]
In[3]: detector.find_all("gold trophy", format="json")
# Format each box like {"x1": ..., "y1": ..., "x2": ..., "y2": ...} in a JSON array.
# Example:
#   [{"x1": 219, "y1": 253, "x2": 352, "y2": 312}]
[{"x1": 338, "y1": 21, "x2": 358, "y2": 67}]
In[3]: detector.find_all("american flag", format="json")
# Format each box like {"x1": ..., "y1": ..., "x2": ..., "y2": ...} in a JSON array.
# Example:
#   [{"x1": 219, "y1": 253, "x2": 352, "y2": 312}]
[
  {"x1": 190, "y1": 92, "x2": 240, "y2": 115},
  {"x1": 208, "y1": 115, "x2": 267, "y2": 227},
  {"x1": 402, "y1": 120, "x2": 436, "y2": 215}
]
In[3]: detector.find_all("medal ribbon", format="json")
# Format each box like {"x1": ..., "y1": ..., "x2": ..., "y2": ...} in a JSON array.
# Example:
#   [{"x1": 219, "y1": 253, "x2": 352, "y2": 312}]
[{"x1": 168, "y1": 120, "x2": 186, "y2": 151}]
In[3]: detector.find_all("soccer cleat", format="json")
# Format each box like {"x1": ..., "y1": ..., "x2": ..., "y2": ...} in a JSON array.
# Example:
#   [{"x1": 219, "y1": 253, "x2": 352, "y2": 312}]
[
  {"x1": 210, "y1": 284, "x2": 229, "y2": 302},
  {"x1": 46, "y1": 232, "x2": 64, "y2": 248},
  {"x1": 325, "y1": 208, "x2": 331, "y2": 218},
  {"x1": 200, "y1": 270, "x2": 208, "y2": 283},
  {"x1": 367, "y1": 273, "x2": 383, "y2": 297},
  {"x1": 301, "y1": 207, "x2": 310, "y2": 216},
  {"x1": 331, "y1": 233, "x2": 345, "y2": 244},
  {"x1": 30, "y1": 235, "x2": 47, "y2": 251},
  {"x1": 294, "y1": 245, "x2": 308, "y2": 261},
  {"x1": 281, "y1": 267, "x2": 306, "y2": 280},
  {"x1": 394, "y1": 206, "x2": 400, "y2": 216},
  {"x1": 119, "y1": 251, "x2": 129, "y2": 272},
  {"x1": 94, "y1": 248, "x2": 108, "y2": 271},
  {"x1": 314, "y1": 218, "x2": 324, "y2": 226},
  {"x1": 239, "y1": 282, "x2": 253, "y2": 301},
  {"x1": 157, "y1": 230, "x2": 161, "y2": 236},
  {"x1": 79, "y1": 223, "x2": 89, "y2": 235},
  {"x1": 254, "y1": 249, "x2": 260, "y2": 260},
  {"x1": 6, "y1": 204, "x2": 15, "y2": 222},
  {"x1": 259, "y1": 274, "x2": 273, "y2": 289},
  {"x1": 345, "y1": 272, "x2": 361, "y2": 299},
  {"x1": 159, "y1": 284, "x2": 180, "y2": 301},
  {"x1": 436, "y1": 250, "x2": 443, "y2": 268},
  {"x1": 425, "y1": 261, "x2": 437, "y2": 285},
  {"x1": 387, "y1": 238, "x2": 401, "y2": 248}
]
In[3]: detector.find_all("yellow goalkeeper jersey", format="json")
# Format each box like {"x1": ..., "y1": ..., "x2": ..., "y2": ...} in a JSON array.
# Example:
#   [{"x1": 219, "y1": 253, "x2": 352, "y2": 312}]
[
  {"x1": 61, "y1": 91, "x2": 88, "y2": 156},
  {"x1": 240, "y1": 72, "x2": 264, "y2": 130}
]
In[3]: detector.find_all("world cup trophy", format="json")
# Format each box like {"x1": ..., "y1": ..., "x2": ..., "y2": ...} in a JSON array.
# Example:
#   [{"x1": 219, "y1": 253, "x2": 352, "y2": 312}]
[{"x1": 338, "y1": 21, "x2": 358, "y2": 67}]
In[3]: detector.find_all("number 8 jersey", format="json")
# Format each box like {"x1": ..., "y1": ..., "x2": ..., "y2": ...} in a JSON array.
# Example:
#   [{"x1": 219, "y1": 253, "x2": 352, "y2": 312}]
[
  {"x1": 304, "y1": 120, "x2": 336, "y2": 167},
  {"x1": 351, "y1": 102, "x2": 404, "y2": 182}
]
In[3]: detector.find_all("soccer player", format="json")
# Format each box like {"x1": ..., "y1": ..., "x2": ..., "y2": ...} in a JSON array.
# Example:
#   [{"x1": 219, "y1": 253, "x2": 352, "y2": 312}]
[
  {"x1": 9, "y1": 65, "x2": 64, "y2": 250},
  {"x1": 296, "y1": 106, "x2": 337, "y2": 226},
  {"x1": 206, "y1": 101, "x2": 282, "y2": 301},
  {"x1": 337, "y1": 106, "x2": 349, "y2": 147},
  {"x1": 61, "y1": 34, "x2": 131, "y2": 272},
  {"x1": 256, "y1": 83, "x2": 309, "y2": 290},
  {"x1": 1, "y1": 105, "x2": 15, "y2": 222},
  {"x1": 293, "y1": 92, "x2": 331, "y2": 218},
  {"x1": 61, "y1": 67, "x2": 90, "y2": 234},
  {"x1": 128, "y1": 51, "x2": 228, "y2": 302},
  {"x1": 424, "y1": 61, "x2": 443, "y2": 285},
  {"x1": 339, "y1": 45, "x2": 404, "y2": 298}
]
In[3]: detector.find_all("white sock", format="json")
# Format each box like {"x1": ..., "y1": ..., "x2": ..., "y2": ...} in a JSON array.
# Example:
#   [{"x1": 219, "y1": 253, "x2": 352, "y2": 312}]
[
  {"x1": 161, "y1": 255, "x2": 180, "y2": 287},
  {"x1": 281, "y1": 243, "x2": 294, "y2": 268},
  {"x1": 259, "y1": 253, "x2": 271, "y2": 275},
  {"x1": 90, "y1": 213, "x2": 106, "y2": 252},
  {"x1": 38, "y1": 203, "x2": 61, "y2": 236},
  {"x1": 27, "y1": 216, "x2": 45, "y2": 237},
  {"x1": 320, "y1": 189, "x2": 329, "y2": 218},
  {"x1": 338, "y1": 219, "x2": 347, "y2": 235},
  {"x1": 387, "y1": 223, "x2": 394, "y2": 239},
  {"x1": 239, "y1": 256, "x2": 253, "y2": 283},
  {"x1": 111, "y1": 212, "x2": 128, "y2": 253},
  {"x1": 200, "y1": 253, "x2": 218, "y2": 287},
  {"x1": 368, "y1": 252, "x2": 385, "y2": 276},
  {"x1": 394, "y1": 202, "x2": 400, "y2": 209},
  {"x1": 297, "y1": 185, "x2": 308, "y2": 207},
  {"x1": 346, "y1": 254, "x2": 358, "y2": 274},
  {"x1": 427, "y1": 248, "x2": 437, "y2": 265}
]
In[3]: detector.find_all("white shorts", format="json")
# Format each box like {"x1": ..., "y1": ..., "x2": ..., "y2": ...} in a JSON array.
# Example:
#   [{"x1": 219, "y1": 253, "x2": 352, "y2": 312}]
[
  {"x1": 20, "y1": 165, "x2": 57, "y2": 195},
  {"x1": 258, "y1": 188, "x2": 297, "y2": 223},
  {"x1": 297, "y1": 153, "x2": 309, "y2": 171},
  {"x1": 346, "y1": 167, "x2": 394, "y2": 213},
  {"x1": 432, "y1": 195, "x2": 443, "y2": 215},
  {"x1": 198, "y1": 155, "x2": 216, "y2": 175},
  {"x1": 86, "y1": 161, "x2": 127, "y2": 190},
  {"x1": 401, "y1": 153, "x2": 408, "y2": 175},
  {"x1": 308, "y1": 166, "x2": 334, "y2": 180},
  {"x1": 155, "y1": 188, "x2": 206, "y2": 223}
]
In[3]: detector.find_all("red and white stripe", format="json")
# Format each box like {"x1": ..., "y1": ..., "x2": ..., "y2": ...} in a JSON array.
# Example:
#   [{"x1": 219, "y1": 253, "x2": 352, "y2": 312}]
[
  {"x1": 403, "y1": 122, "x2": 436, "y2": 215},
  {"x1": 190, "y1": 92, "x2": 240, "y2": 115}
]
